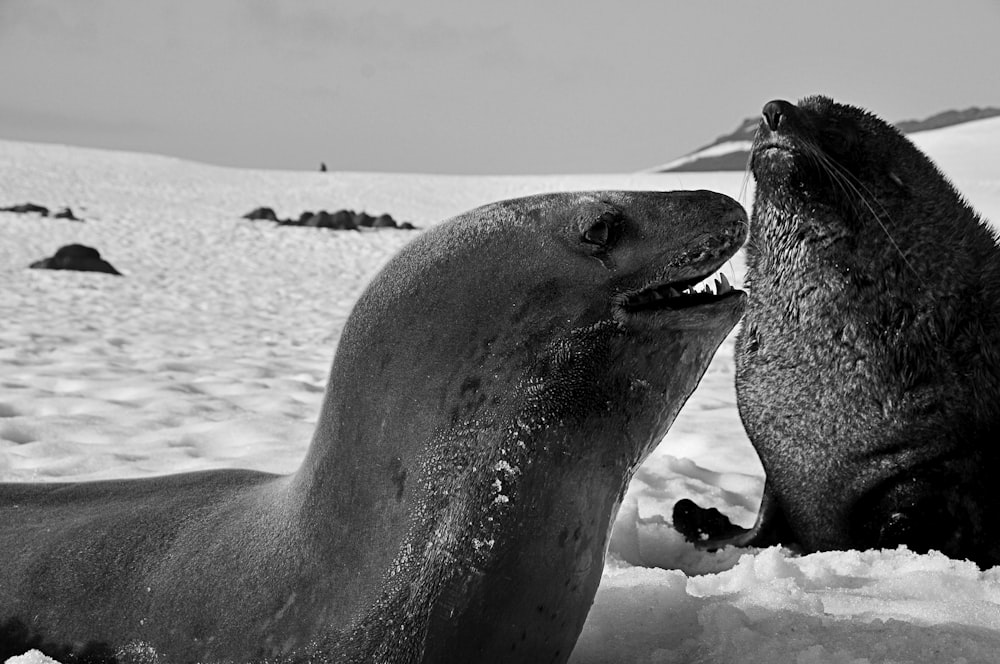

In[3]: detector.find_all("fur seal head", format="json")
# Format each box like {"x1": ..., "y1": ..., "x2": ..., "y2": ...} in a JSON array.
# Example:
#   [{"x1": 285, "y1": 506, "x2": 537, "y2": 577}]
[{"x1": 681, "y1": 96, "x2": 1000, "y2": 567}]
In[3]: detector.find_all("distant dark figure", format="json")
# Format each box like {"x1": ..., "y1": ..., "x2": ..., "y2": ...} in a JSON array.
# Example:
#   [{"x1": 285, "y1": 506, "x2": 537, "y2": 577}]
[
  {"x1": 320, "y1": 162, "x2": 327, "y2": 172},
  {"x1": 242, "y1": 207, "x2": 279, "y2": 222},
  {"x1": 30, "y1": 244, "x2": 122, "y2": 276},
  {"x1": 1, "y1": 202, "x2": 49, "y2": 216}
]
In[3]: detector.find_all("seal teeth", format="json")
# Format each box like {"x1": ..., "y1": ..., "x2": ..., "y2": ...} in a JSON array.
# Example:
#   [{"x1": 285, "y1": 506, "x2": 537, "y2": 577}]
[
  {"x1": 622, "y1": 271, "x2": 740, "y2": 313},
  {"x1": 718, "y1": 273, "x2": 733, "y2": 294}
]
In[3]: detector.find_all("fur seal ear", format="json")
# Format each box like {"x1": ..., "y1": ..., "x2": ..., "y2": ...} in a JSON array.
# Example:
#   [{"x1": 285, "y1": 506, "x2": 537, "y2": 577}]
[{"x1": 887, "y1": 171, "x2": 910, "y2": 194}]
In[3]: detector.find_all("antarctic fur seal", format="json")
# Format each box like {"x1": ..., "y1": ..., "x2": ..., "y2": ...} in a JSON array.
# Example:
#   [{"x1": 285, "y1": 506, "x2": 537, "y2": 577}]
[
  {"x1": 1, "y1": 190, "x2": 747, "y2": 663},
  {"x1": 673, "y1": 96, "x2": 1000, "y2": 568}
]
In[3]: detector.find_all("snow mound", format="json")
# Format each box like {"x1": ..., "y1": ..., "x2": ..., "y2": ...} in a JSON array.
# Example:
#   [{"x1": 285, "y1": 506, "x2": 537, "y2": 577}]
[{"x1": 574, "y1": 547, "x2": 1000, "y2": 663}]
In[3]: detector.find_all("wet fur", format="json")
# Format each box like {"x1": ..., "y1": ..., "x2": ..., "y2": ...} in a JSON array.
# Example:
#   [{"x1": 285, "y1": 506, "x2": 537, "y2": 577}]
[{"x1": 674, "y1": 96, "x2": 1000, "y2": 567}]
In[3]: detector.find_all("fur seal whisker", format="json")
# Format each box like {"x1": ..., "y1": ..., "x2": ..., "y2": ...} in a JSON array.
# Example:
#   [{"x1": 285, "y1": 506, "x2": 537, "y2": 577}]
[
  {"x1": 776, "y1": 124, "x2": 926, "y2": 287},
  {"x1": 812, "y1": 149, "x2": 927, "y2": 285},
  {"x1": 738, "y1": 157, "x2": 754, "y2": 205}
]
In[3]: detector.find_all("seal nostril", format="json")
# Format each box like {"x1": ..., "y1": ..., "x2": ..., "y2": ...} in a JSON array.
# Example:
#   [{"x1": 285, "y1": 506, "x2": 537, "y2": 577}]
[{"x1": 762, "y1": 100, "x2": 789, "y2": 132}]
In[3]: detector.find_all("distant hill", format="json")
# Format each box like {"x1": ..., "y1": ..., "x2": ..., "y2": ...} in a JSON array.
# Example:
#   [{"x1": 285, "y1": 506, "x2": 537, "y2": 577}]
[
  {"x1": 652, "y1": 106, "x2": 1000, "y2": 173},
  {"x1": 895, "y1": 107, "x2": 1000, "y2": 133}
]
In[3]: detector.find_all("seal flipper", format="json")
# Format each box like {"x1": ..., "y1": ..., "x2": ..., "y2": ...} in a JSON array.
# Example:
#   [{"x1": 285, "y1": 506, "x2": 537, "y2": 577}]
[
  {"x1": 672, "y1": 499, "x2": 748, "y2": 545},
  {"x1": 672, "y1": 482, "x2": 798, "y2": 550}
]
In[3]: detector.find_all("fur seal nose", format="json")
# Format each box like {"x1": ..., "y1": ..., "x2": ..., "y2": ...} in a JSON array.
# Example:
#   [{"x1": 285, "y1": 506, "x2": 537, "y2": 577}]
[{"x1": 762, "y1": 99, "x2": 792, "y2": 132}]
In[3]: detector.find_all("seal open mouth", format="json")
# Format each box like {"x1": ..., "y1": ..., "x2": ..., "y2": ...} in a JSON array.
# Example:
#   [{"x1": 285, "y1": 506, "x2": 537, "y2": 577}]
[{"x1": 622, "y1": 272, "x2": 739, "y2": 313}]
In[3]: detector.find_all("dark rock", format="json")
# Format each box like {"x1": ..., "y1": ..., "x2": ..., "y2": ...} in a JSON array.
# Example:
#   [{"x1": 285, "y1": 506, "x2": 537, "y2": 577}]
[
  {"x1": 304, "y1": 211, "x2": 333, "y2": 227},
  {"x1": 1, "y1": 202, "x2": 49, "y2": 216},
  {"x1": 330, "y1": 210, "x2": 358, "y2": 230},
  {"x1": 248, "y1": 206, "x2": 412, "y2": 231},
  {"x1": 30, "y1": 244, "x2": 122, "y2": 276},
  {"x1": 242, "y1": 206, "x2": 279, "y2": 221},
  {"x1": 53, "y1": 207, "x2": 82, "y2": 221},
  {"x1": 398, "y1": 222, "x2": 417, "y2": 230}
]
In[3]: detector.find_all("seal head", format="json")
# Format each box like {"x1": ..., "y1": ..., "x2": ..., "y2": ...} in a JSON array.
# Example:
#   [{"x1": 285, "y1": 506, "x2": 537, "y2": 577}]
[{"x1": 307, "y1": 190, "x2": 747, "y2": 662}]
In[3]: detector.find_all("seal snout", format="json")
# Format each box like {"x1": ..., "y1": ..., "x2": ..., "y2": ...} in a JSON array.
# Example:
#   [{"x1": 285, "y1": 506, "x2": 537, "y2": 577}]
[
  {"x1": 752, "y1": 99, "x2": 802, "y2": 169},
  {"x1": 762, "y1": 99, "x2": 794, "y2": 132}
]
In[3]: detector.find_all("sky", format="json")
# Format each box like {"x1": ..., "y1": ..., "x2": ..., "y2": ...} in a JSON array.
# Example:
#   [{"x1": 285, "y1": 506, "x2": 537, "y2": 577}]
[{"x1": 1, "y1": 0, "x2": 999, "y2": 175}]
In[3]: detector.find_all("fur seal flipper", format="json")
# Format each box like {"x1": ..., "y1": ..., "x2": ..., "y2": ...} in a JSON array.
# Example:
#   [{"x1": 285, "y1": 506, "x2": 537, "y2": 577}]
[
  {"x1": 672, "y1": 482, "x2": 795, "y2": 550},
  {"x1": 1, "y1": 191, "x2": 747, "y2": 663},
  {"x1": 674, "y1": 96, "x2": 1000, "y2": 568}
]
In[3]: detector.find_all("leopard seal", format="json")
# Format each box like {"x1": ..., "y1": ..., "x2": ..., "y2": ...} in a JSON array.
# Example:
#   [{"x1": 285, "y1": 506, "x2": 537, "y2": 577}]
[
  {"x1": 673, "y1": 96, "x2": 1000, "y2": 568},
  {"x1": 0, "y1": 190, "x2": 747, "y2": 663}
]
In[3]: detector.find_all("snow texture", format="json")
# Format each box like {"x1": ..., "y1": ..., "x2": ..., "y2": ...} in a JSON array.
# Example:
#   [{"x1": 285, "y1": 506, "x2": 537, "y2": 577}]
[{"x1": 2, "y1": 117, "x2": 1000, "y2": 663}]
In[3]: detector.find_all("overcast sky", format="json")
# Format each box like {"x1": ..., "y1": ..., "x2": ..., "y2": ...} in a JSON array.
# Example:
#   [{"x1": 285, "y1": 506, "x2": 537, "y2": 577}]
[{"x1": 2, "y1": 0, "x2": 998, "y2": 174}]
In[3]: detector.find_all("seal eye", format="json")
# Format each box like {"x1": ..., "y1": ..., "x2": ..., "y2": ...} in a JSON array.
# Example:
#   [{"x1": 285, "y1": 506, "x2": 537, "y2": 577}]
[
  {"x1": 820, "y1": 125, "x2": 856, "y2": 156},
  {"x1": 581, "y1": 211, "x2": 620, "y2": 249}
]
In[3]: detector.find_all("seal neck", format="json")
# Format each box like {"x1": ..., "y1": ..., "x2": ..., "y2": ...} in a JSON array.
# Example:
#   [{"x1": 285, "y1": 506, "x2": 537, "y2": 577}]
[{"x1": 335, "y1": 426, "x2": 626, "y2": 662}]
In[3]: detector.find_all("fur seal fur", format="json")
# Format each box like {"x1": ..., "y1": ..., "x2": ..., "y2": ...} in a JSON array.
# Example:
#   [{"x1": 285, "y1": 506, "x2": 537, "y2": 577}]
[
  {"x1": 673, "y1": 96, "x2": 1000, "y2": 568},
  {"x1": 1, "y1": 190, "x2": 747, "y2": 663}
]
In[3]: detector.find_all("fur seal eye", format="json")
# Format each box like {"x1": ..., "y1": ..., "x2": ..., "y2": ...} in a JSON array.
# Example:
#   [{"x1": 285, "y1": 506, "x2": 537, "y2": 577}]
[
  {"x1": 820, "y1": 125, "x2": 856, "y2": 156},
  {"x1": 581, "y1": 211, "x2": 621, "y2": 248}
]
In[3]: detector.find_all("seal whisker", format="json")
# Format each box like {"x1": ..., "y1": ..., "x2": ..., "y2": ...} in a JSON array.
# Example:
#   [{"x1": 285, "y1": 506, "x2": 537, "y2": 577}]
[
  {"x1": 739, "y1": 142, "x2": 756, "y2": 206},
  {"x1": 814, "y1": 150, "x2": 925, "y2": 284},
  {"x1": 799, "y1": 138, "x2": 917, "y2": 279}
]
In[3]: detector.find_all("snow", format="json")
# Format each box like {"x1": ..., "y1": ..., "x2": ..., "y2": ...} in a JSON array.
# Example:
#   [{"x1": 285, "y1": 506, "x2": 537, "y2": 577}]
[
  {"x1": 4, "y1": 652, "x2": 60, "y2": 664},
  {"x1": 909, "y1": 116, "x2": 1000, "y2": 184},
  {"x1": 2, "y1": 125, "x2": 1000, "y2": 662}
]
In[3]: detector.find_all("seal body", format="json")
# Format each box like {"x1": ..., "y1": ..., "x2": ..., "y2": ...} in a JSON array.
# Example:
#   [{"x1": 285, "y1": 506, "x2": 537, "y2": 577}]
[
  {"x1": 1, "y1": 190, "x2": 747, "y2": 663},
  {"x1": 674, "y1": 96, "x2": 1000, "y2": 567}
]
